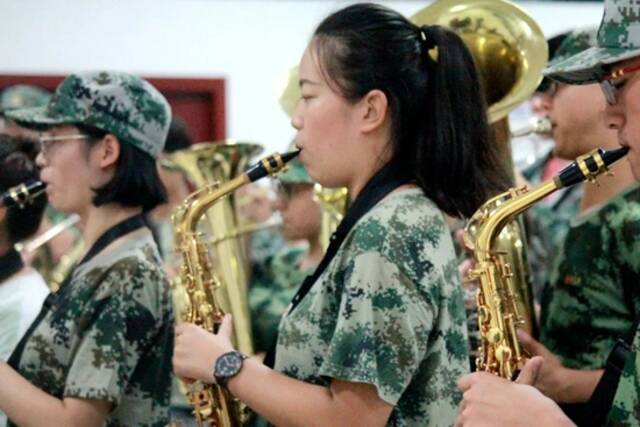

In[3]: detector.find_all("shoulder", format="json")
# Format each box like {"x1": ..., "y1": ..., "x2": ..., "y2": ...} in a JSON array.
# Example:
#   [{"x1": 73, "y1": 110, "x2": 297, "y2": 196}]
[{"x1": 348, "y1": 188, "x2": 449, "y2": 255}]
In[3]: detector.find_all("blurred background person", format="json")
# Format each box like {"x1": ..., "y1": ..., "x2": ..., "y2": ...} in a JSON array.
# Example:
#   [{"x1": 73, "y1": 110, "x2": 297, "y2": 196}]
[
  {"x1": 249, "y1": 146, "x2": 322, "y2": 356},
  {"x1": 0, "y1": 135, "x2": 48, "y2": 427}
]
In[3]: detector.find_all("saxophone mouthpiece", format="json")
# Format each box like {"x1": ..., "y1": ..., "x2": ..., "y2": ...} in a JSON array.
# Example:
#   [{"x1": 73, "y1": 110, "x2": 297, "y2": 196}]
[
  {"x1": 555, "y1": 146, "x2": 629, "y2": 188},
  {"x1": 246, "y1": 150, "x2": 300, "y2": 183},
  {"x1": 1, "y1": 180, "x2": 47, "y2": 209}
]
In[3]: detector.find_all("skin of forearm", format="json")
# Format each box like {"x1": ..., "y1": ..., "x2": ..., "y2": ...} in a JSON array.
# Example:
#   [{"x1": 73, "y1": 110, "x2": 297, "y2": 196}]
[
  {"x1": 227, "y1": 359, "x2": 388, "y2": 427},
  {"x1": 0, "y1": 362, "x2": 104, "y2": 427},
  {"x1": 556, "y1": 368, "x2": 604, "y2": 403}
]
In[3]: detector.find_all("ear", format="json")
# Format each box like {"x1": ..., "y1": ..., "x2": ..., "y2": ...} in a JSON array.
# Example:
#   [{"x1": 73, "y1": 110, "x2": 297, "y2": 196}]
[
  {"x1": 359, "y1": 89, "x2": 389, "y2": 133},
  {"x1": 97, "y1": 134, "x2": 121, "y2": 169}
]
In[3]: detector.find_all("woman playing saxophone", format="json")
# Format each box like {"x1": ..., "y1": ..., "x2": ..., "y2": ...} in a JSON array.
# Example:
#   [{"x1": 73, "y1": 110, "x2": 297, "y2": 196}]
[{"x1": 173, "y1": 3, "x2": 509, "y2": 426}]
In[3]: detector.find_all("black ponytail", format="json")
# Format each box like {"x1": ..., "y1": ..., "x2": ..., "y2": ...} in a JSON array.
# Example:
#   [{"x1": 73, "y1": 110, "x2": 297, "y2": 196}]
[{"x1": 313, "y1": 3, "x2": 509, "y2": 218}]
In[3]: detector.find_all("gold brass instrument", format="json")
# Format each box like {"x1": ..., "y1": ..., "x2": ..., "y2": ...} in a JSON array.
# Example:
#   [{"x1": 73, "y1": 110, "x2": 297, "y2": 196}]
[
  {"x1": 511, "y1": 117, "x2": 552, "y2": 139},
  {"x1": 412, "y1": 0, "x2": 548, "y2": 337},
  {"x1": 463, "y1": 147, "x2": 629, "y2": 379},
  {"x1": 312, "y1": 185, "x2": 348, "y2": 250},
  {"x1": 164, "y1": 141, "x2": 263, "y2": 355},
  {"x1": 172, "y1": 150, "x2": 299, "y2": 427}
]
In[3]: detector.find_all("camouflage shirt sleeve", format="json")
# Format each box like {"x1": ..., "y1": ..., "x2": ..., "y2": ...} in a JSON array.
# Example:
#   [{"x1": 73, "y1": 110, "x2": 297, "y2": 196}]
[
  {"x1": 317, "y1": 248, "x2": 435, "y2": 405},
  {"x1": 63, "y1": 257, "x2": 168, "y2": 405}
]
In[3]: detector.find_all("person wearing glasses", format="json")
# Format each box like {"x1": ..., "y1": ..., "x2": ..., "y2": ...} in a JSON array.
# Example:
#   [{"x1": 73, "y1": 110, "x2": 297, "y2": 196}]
[
  {"x1": 248, "y1": 148, "x2": 323, "y2": 355},
  {"x1": 0, "y1": 71, "x2": 174, "y2": 426},
  {"x1": 518, "y1": 28, "x2": 640, "y2": 413},
  {"x1": 457, "y1": 1, "x2": 640, "y2": 425}
]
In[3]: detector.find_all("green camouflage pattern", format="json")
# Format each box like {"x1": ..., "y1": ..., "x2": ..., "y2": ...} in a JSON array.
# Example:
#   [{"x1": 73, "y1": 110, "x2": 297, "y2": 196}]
[
  {"x1": 548, "y1": 28, "x2": 598, "y2": 67},
  {"x1": 249, "y1": 246, "x2": 313, "y2": 353},
  {"x1": 545, "y1": 0, "x2": 640, "y2": 84},
  {"x1": 0, "y1": 85, "x2": 50, "y2": 112},
  {"x1": 275, "y1": 188, "x2": 469, "y2": 427},
  {"x1": 277, "y1": 157, "x2": 312, "y2": 184},
  {"x1": 606, "y1": 325, "x2": 640, "y2": 426},
  {"x1": 540, "y1": 183, "x2": 640, "y2": 369},
  {"x1": 6, "y1": 71, "x2": 171, "y2": 159},
  {"x1": 9, "y1": 231, "x2": 174, "y2": 427}
]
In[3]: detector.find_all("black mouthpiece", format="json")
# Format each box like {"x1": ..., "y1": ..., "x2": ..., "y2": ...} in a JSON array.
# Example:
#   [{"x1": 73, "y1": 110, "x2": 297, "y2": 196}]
[
  {"x1": 556, "y1": 147, "x2": 629, "y2": 188},
  {"x1": 1, "y1": 180, "x2": 47, "y2": 208},
  {"x1": 246, "y1": 150, "x2": 300, "y2": 183}
]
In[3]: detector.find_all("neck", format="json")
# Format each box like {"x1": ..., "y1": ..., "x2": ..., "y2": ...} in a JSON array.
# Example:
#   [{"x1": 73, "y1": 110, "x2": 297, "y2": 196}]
[
  {"x1": 580, "y1": 140, "x2": 636, "y2": 212},
  {"x1": 0, "y1": 239, "x2": 11, "y2": 257},
  {"x1": 300, "y1": 235, "x2": 323, "y2": 271},
  {"x1": 80, "y1": 203, "x2": 143, "y2": 257}
]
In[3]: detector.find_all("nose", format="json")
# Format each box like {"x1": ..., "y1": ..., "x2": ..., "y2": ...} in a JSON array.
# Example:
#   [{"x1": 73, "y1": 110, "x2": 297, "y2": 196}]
[
  {"x1": 290, "y1": 99, "x2": 303, "y2": 131},
  {"x1": 35, "y1": 149, "x2": 46, "y2": 168},
  {"x1": 603, "y1": 102, "x2": 625, "y2": 131},
  {"x1": 534, "y1": 92, "x2": 552, "y2": 116}
]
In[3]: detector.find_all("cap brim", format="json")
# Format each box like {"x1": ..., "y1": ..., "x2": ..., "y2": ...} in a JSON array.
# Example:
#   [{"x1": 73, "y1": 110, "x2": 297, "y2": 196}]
[
  {"x1": 5, "y1": 106, "x2": 75, "y2": 128},
  {"x1": 544, "y1": 46, "x2": 640, "y2": 84}
]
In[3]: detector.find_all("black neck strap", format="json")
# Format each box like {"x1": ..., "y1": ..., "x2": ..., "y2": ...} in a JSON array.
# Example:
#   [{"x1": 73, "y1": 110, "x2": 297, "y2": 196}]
[
  {"x1": 0, "y1": 248, "x2": 24, "y2": 283},
  {"x1": 264, "y1": 162, "x2": 412, "y2": 368},
  {"x1": 7, "y1": 213, "x2": 148, "y2": 371}
]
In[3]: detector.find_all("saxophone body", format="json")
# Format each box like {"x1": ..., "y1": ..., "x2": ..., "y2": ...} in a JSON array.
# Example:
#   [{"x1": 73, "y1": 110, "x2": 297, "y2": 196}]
[
  {"x1": 464, "y1": 147, "x2": 629, "y2": 379},
  {"x1": 172, "y1": 150, "x2": 299, "y2": 426}
]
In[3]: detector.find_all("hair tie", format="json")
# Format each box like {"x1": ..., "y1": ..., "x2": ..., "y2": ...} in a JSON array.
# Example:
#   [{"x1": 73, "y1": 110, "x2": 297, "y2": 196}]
[{"x1": 419, "y1": 25, "x2": 439, "y2": 63}]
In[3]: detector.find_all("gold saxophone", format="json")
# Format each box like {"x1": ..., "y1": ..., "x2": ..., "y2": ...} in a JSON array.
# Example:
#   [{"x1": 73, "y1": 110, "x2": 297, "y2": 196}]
[
  {"x1": 463, "y1": 147, "x2": 629, "y2": 379},
  {"x1": 172, "y1": 150, "x2": 299, "y2": 427}
]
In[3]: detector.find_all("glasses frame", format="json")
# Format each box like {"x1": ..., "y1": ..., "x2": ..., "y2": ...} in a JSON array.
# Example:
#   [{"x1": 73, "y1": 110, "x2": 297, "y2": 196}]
[
  {"x1": 600, "y1": 61, "x2": 640, "y2": 105},
  {"x1": 37, "y1": 134, "x2": 89, "y2": 158}
]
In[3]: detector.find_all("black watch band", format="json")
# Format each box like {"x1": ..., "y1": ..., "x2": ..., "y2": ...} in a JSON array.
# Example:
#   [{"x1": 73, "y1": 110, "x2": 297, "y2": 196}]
[{"x1": 214, "y1": 350, "x2": 248, "y2": 388}]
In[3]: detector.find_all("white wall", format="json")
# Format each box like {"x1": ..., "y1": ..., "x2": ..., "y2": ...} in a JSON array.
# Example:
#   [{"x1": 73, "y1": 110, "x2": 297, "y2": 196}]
[{"x1": 0, "y1": 0, "x2": 605, "y2": 154}]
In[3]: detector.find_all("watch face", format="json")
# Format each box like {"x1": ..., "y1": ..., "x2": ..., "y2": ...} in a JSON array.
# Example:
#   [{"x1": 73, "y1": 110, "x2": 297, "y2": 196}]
[{"x1": 216, "y1": 352, "x2": 244, "y2": 378}]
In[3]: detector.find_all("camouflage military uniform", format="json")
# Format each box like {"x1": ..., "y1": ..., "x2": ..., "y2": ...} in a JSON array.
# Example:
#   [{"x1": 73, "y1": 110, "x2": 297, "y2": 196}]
[
  {"x1": 606, "y1": 326, "x2": 640, "y2": 426},
  {"x1": 275, "y1": 188, "x2": 469, "y2": 427},
  {"x1": 9, "y1": 231, "x2": 174, "y2": 427},
  {"x1": 540, "y1": 183, "x2": 640, "y2": 369},
  {"x1": 249, "y1": 246, "x2": 312, "y2": 353}
]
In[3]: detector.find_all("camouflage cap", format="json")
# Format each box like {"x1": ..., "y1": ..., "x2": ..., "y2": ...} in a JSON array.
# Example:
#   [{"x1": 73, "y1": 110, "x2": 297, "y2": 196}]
[
  {"x1": 6, "y1": 71, "x2": 171, "y2": 159},
  {"x1": 0, "y1": 85, "x2": 51, "y2": 113},
  {"x1": 548, "y1": 28, "x2": 598, "y2": 68},
  {"x1": 545, "y1": 0, "x2": 640, "y2": 84},
  {"x1": 278, "y1": 140, "x2": 312, "y2": 184}
]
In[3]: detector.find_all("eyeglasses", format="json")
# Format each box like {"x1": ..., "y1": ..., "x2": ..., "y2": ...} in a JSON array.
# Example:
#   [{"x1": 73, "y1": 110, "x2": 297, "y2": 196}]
[
  {"x1": 600, "y1": 61, "x2": 640, "y2": 105},
  {"x1": 37, "y1": 134, "x2": 89, "y2": 158}
]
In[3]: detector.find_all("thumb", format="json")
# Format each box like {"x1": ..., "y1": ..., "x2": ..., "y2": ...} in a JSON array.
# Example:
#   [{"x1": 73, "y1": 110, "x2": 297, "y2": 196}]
[
  {"x1": 217, "y1": 313, "x2": 234, "y2": 339},
  {"x1": 515, "y1": 356, "x2": 544, "y2": 385}
]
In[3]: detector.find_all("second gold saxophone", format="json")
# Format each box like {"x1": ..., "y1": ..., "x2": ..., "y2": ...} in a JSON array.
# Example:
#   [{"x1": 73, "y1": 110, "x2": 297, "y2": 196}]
[
  {"x1": 463, "y1": 147, "x2": 629, "y2": 379},
  {"x1": 172, "y1": 150, "x2": 299, "y2": 427}
]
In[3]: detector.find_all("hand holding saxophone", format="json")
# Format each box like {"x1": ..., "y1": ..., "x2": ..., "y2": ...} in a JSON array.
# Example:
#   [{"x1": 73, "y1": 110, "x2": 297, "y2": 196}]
[{"x1": 174, "y1": 315, "x2": 235, "y2": 384}]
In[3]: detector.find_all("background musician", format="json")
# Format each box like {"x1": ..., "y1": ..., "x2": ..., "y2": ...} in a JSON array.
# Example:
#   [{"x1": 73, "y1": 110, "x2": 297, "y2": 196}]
[
  {"x1": 173, "y1": 3, "x2": 509, "y2": 426},
  {"x1": 0, "y1": 71, "x2": 174, "y2": 426},
  {"x1": 0, "y1": 135, "x2": 48, "y2": 427},
  {"x1": 458, "y1": 1, "x2": 640, "y2": 425}
]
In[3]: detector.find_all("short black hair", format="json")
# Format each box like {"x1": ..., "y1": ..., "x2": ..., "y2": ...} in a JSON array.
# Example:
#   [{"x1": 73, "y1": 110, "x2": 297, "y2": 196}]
[
  {"x1": 0, "y1": 135, "x2": 46, "y2": 244},
  {"x1": 164, "y1": 117, "x2": 193, "y2": 153},
  {"x1": 77, "y1": 124, "x2": 168, "y2": 212}
]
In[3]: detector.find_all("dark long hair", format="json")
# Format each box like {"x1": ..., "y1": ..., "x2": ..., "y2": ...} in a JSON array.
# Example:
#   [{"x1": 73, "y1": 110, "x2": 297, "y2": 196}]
[{"x1": 313, "y1": 3, "x2": 509, "y2": 218}]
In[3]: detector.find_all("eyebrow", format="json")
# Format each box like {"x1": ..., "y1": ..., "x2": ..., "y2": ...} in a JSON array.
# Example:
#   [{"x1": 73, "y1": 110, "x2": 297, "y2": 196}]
[{"x1": 299, "y1": 78, "x2": 321, "y2": 88}]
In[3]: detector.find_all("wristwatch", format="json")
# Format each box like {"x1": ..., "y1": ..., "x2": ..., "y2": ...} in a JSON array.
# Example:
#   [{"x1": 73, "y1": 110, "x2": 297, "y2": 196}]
[{"x1": 214, "y1": 351, "x2": 248, "y2": 388}]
